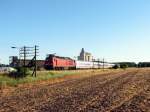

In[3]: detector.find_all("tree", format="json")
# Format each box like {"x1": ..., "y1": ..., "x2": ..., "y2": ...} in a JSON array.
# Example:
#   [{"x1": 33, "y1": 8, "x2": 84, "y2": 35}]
[
  {"x1": 120, "y1": 64, "x2": 128, "y2": 69},
  {"x1": 112, "y1": 65, "x2": 119, "y2": 69}
]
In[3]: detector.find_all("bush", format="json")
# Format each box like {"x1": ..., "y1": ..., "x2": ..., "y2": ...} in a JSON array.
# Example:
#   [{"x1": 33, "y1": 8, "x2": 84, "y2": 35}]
[
  {"x1": 9, "y1": 67, "x2": 31, "y2": 78},
  {"x1": 120, "y1": 64, "x2": 128, "y2": 69},
  {"x1": 112, "y1": 65, "x2": 119, "y2": 69}
]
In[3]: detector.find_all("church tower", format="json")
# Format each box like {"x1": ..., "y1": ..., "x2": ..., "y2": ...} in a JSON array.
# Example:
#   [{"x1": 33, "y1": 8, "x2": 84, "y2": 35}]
[{"x1": 78, "y1": 48, "x2": 92, "y2": 61}]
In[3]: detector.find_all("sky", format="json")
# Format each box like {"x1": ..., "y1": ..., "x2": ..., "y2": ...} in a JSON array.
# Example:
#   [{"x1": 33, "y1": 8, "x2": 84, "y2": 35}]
[{"x1": 0, "y1": 0, "x2": 150, "y2": 64}]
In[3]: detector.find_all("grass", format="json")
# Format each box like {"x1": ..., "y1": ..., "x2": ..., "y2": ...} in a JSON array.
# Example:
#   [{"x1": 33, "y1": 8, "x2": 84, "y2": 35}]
[
  {"x1": 0, "y1": 69, "x2": 117, "y2": 88},
  {"x1": 0, "y1": 71, "x2": 77, "y2": 87},
  {"x1": 1, "y1": 70, "x2": 97, "y2": 87}
]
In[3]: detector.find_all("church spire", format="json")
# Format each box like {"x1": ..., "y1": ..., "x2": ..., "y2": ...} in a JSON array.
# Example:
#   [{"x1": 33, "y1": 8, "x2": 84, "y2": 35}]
[{"x1": 81, "y1": 48, "x2": 85, "y2": 53}]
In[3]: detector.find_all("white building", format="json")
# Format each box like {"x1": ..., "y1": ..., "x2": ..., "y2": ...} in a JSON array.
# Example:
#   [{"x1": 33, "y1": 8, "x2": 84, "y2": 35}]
[{"x1": 78, "y1": 48, "x2": 92, "y2": 61}]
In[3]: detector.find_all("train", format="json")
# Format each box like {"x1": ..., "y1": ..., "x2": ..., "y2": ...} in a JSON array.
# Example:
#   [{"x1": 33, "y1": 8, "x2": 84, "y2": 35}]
[
  {"x1": 44, "y1": 54, "x2": 76, "y2": 70},
  {"x1": 44, "y1": 54, "x2": 115, "y2": 70}
]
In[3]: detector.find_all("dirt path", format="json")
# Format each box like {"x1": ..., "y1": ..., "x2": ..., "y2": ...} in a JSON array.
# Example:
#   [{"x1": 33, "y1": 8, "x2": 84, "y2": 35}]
[{"x1": 0, "y1": 69, "x2": 150, "y2": 112}]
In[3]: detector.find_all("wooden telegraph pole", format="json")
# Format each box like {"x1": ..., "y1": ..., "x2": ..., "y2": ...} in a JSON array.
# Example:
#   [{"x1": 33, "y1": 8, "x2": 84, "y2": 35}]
[
  {"x1": 23, "y1": 46, "x2": 26, "y2": 77},
  {"x1": 103, "y1": 58, "x2": 104, "y2": 71},
  {"x1": 34, "y1": 45, "x2": 39, "y2": 77},
  {"x1": 98, "y1": 58, "x2": 100, "y2": 69},
  {"x1": 31, "y1": 45, "x2": 39, "y2": 77},
  {"x1": 19, "y1": 45, "x2": 39, "y2": 77}
]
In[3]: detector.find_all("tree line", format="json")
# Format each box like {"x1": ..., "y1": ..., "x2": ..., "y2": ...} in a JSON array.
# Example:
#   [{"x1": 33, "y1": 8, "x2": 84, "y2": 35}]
[{"x1": 114, "y1": 62, "x2": 150, "y2": 68}]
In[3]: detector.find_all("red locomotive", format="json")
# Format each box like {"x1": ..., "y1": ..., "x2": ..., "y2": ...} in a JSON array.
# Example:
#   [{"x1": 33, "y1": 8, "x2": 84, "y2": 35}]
[{"x1": 44, "y1": 54, "x2": 76, "y2": 70}]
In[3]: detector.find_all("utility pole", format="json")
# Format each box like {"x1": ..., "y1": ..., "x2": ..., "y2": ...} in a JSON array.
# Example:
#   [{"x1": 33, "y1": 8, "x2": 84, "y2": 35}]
[
  {"x1": 19, "y1": 45, "x2": 39, "y2": 77},
  {"x1": 92, "y1": 57, "x2": 94, "y2": 69},
  {"x1": 19, "y1": 46, "x2": 27, "y2": 77},
  {"x1": 98, "y1": 58, "x2": 100, "y2": 69},
  {"x1": 35, "y1": 45, "x2": 37, "y2": 77},
  {"x1": 11, "y1": 45, "x2": 39, "y2": 77},
  {"x1": 19, "y1": 48, "x2": 21, "y2": 67},
  {"x1": 23, "y1": 46, "x2": 26, "y2": 77},
  {"x1": 11, "y1": 46, "x2": 21, "y2": 67},
  {"x1": 103, "y1": 58, "x2": 104, "y2": 71},
  {"x1": 34, "y1": 45, "x2": 39, "y2": 77},
  {"x1": 31, "y1": 45, "x2": 39, "y2": 77}
]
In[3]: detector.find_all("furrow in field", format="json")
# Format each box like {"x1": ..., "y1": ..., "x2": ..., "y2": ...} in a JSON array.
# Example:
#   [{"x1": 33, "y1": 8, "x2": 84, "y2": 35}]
[{"x1": 32, "y1": 70, "x2": 138, "y2": 112}]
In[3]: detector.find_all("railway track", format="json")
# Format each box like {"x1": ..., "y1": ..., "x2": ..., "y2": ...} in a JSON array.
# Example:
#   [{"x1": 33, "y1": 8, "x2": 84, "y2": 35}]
[{"x1": 0, "y1": 69, "x2": 150, "y2": 112}]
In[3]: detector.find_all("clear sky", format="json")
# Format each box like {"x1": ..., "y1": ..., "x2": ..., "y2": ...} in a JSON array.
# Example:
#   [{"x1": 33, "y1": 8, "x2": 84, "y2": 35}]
[{"x1": 0, "y1": 0, "x2": 150, "y2": 64}]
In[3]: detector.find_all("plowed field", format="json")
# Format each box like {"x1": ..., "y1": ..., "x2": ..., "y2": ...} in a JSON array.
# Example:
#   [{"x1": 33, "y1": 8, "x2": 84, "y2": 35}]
[{"x1": 0, "y1": 69, "x2": 150, "y2": 112}]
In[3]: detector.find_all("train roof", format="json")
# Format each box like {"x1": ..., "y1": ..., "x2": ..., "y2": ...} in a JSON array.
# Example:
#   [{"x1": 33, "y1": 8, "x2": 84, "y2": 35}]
[{"x1": 47, "y1": 54, "x2": 74, "y2": 60}]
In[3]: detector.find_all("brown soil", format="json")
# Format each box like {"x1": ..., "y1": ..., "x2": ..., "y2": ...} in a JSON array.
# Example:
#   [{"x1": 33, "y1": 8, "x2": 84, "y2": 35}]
[{"x1": 0, "y1": 68, "x2": 150, "y2": 112}]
